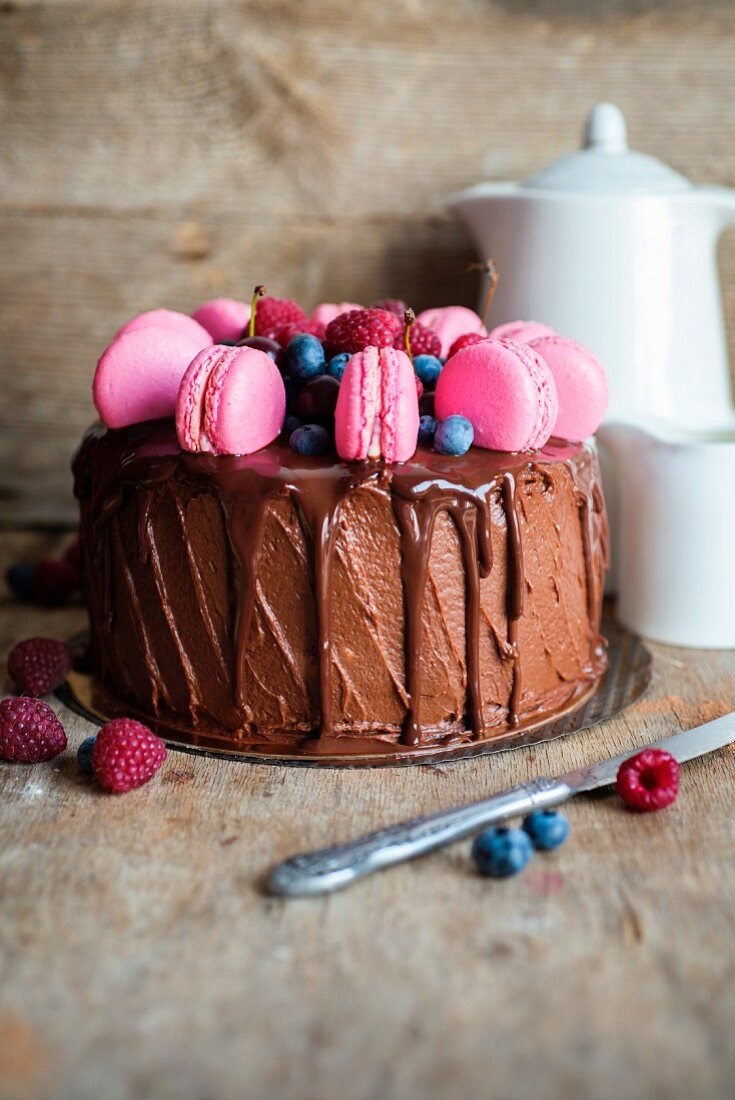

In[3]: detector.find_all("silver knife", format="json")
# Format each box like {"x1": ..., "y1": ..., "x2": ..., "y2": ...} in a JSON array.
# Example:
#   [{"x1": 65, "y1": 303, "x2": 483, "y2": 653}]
[{"x1": 267, "y1": 712, "x2": 735, "y2": 897}]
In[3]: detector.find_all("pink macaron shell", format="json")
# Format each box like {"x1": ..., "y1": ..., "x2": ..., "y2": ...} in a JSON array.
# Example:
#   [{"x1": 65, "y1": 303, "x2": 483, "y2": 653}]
[
  {"x1": 529, "y1": 335, "x2": 609, "y2": 441},
  {"x1": 175, "y1": 345, "x2": 226, "y2": 452},
  {"x1": 94, "y1": 328, "x2": 204, "y2": 429},
  {"x1": 335, "y1": 347, "x2": 378, "y2": 461},
  {"x1": 416, "y1": 306, "x2": 487, "y2": 358},
  {"x1": 116, "y1": 308, "x2": 214, "y2": 349},
  {"x1": 311, "y1": 302, "x2": 363, "y2": 327},
  {"x1": 489, "y1": 320, "x2": 556, "y2": 344},
  {"x1": 435, "y1": 338, "x2": 558, "y2": 453},
  {"x1": 191, "y1": 298, "x2": 251, "y2": 344},
  {"x1": 202, "y1": 347, "x2": 285, "y2": 456},
  {"x1": 379, "y1": 348, "x2": 419, "y2": 463}
]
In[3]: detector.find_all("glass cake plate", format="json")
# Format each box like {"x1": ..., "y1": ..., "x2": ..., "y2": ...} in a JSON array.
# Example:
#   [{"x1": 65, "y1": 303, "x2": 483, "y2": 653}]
[{"x1": 55, "y1": 610, "x2": 652, "y2": 768}]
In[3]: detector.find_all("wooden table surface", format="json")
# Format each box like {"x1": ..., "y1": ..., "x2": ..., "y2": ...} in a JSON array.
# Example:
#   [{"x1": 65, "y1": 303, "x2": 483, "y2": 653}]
[{"x1": 2, "y1": 529, "x2": 735, "y2": 1100}]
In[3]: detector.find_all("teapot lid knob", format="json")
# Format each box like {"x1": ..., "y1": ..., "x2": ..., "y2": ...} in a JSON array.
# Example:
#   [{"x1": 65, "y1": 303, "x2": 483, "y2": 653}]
[{"x1": 583, "y1": 102, "x2": 628, "y2": 153}]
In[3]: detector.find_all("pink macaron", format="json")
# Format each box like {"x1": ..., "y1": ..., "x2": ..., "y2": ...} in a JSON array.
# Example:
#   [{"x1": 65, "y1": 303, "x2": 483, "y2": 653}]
[
  {"x1": 489, "y1": 319, "x2": 556, "y2": 344},
  {"x1": 416, "y1": 306, "x2": 487, "y2": 358},
  {"x1": 176, "y1": 345, "x2": 285, "y2": 456},
  {"x1": 311, "y1": 302, "x2": 363, "y2": 328},
  {"x1": 335, "y1": 346, "x2": 419, "y2": 463},
  {"x1": 191, "y1": 298, "x2": 251, "y2": 344},
  {"x1": 94, "y1": 328, "x2": 205, "y2": 429},
  {"x1": 116, "y1": 308, "x2": 214, "y2": 348},
  {"x1": 529, "y1": 334, "x2": 609, "y2": 441},
  {"x1": 435, "y1": 339, "x2": 559, "y2": 452}
]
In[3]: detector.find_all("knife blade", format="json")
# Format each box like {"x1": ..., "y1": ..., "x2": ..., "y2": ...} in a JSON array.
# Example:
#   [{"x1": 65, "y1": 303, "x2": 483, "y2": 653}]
[{"x1": 267, "y1": 711, "x2": 735, "y2": 897}]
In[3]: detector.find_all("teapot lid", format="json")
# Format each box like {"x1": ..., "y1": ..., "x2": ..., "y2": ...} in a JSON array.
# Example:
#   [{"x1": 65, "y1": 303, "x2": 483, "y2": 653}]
[{"x1": 523, "y1": 103, "x2": 690, "y2": 194}]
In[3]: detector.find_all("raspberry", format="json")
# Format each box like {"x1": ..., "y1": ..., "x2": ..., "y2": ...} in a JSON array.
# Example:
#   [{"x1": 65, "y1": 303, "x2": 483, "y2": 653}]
[
  {"x1": 397, "y1": 321, "x2": 441, "y2": 359},
  {"x1": 372, "y1": 298, "x2": 407, "y2": 317},
  {"x1": 325, "y1": 308, "x2": 402, "y2": 356},
  {"x1": 616, "y1": 748, "x2": 680, "y2": 812},
  {"x1": 34, "y1": 559, "x2": 79, "y2": 606},
  {"x1": 92, "y1": 717, "x2": 167, "y2": 793},
  {"x1": 447, "y1": 332, "x2": 488, "y2": 360},
  {"x1": 275, "y1": 318, "x2": 326, "y2": 347},
  {"x1": 0, "y1": 697, "x2": 67, "y2": 762},
  {"x1": 7, "y1": 637, "x2": 73, "y2": 696},
  {"x1": 254, "y1": 297, "x2": 307, "y2": 341}
]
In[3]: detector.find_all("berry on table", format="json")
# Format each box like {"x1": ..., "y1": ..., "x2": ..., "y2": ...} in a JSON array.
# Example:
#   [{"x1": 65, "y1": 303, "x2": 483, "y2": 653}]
[
  {"x1": 616, "y1": 748, "x2": 680, "y2": 812},
  {"x1": 7, "y1": 637, "x2": 73, "y2": 696},
  {"x1": 434, "y1": 415, "x2": 474, "y2": 456},
  {"x1": 522, "y1": 809, "x2": 570, "y2": 851},
  {"x1": 447, "y1": 332, "x2": 487, "y2": 360},
  {"x1": 326, "y1": 353, "x2": 350, "y2": 382},
  {"x1": 325, "y1": 308, "x2": 402, "y2": 356},
  {"x1": 284, "y1": 333, "x2": 326, "y2": 380},
  {"x1": 0, "y1": 697, "x2": 67, "y2": 762},
  {"x1": 34, "y1": 559, "x2": 79, "y2": 606},
  {"x1": 418, "y1": 415, "x2": 438, "y2": 443},
  {"x1": 471, "y1": 826, "x2": 534, "y2": 878},
  {"x1": 91, "y1": 718, "x2": 167, "y2": 793},
  {"x1": 413, "y1": 354, "x2": 443, "y2": 388},
  {"x1": 77, "y1": 735, "x2": 97, "y2": 775},
  {"x1": 290, "y1": 424, "x2": 331, "y2": 457},
  {"x1": 5, "y1": 563, "x2": 36, "y2": 602},
  {"x1": 372, "y1": 298, "x2": 407, "y2": 317}
]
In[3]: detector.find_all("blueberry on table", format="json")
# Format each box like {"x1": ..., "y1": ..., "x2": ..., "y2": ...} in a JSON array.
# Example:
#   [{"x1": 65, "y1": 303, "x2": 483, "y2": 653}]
[
  {"x1": 522, "y1": 809, "x2": 570, "y2": 851},
  {"x1": 285, "y1": 333, "x2": 326, "y2": 380},
  {"x1": 290, "y1": 424, "x2": 331, "y2": 457},
  {"x1": 418, "y1": 415, "x2": 438, "y2": 443},
  {"x1": 327, "y1": 353, "x2": 350, "y2": 381},
  {"x1": 471, "y1": 826, "x2": 533, "y2": 878},
  {"x1": 77, "y1": 735, "x2": 97, "y2": 775},
  {"x1": 413, "y1": 354, "x2": 443, "y2": 387},
  {"x1": 434, "y1": 415, "x2": 474, "y2": 456}
]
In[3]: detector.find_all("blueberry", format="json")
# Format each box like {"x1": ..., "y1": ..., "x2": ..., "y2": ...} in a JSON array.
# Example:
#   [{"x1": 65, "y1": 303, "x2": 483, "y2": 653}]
[
  {"x1": 290, "y1": 424, "x2": 331, "y2": 457},
  {"x1": 434, "y1": 415, "x2": 474, "y2": 456},
  {"x1": 283, "y1": 415, "x2": 302, "y2": 437},
  {"x1": 285, "y1": 333, "x2": 326, "y2": 381},
  {"x1": 413, "y1": 354, "x2": 443, "y2": 387},
  {"x1": 5, "y1": 563, "x2": 36, "y2": 602},
  {"x1": 418, "y1": 415, "x2": 438, "y2": 444},
  {"x1": 522, "y1": 809, "x2": 570, "y2": 851},
  {"x1": 77, "y1": 735, "x2": 96, "y2": 775},
  {"x1": 327, "y1": 353, "x2": 350, "y2": 382},
  {"x1": 471, "y1": 826, "x2": 533, "y2": 878}
]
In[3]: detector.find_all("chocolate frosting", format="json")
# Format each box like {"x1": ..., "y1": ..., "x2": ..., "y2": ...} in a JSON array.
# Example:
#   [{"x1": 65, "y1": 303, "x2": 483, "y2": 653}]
[{"x1": 73, "y1": 421, "x2": 608, "y2": 754}]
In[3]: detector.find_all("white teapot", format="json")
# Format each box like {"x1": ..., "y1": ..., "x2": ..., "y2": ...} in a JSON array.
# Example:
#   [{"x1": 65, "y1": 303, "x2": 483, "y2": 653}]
[{"x1": 451, "y1": 103, "x2": 735, "y2": 429}]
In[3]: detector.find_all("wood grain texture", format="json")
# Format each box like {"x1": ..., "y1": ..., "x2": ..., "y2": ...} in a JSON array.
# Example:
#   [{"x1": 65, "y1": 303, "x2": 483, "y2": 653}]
[
  {"x1": 1, "y1": 0, "x2": 735, "y2": 521},
  {"x1": 2, "y1": 530, "x2": 735, "y2": 1100}
]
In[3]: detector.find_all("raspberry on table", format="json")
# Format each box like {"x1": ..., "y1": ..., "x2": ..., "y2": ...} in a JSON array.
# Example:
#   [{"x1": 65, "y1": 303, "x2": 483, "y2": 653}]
[
  {"x1": 34, "y1": 559, "x2": 79, "y2": 606},
  {"x1": 0, "y1": 697, "x2": 67, "y2": 762},
  {"x1": 253, "y1": 297, "x2": 307, "y2": 341},
  {"x1": 616, "y1": 748, "x2": 680, "y2": 812},
  {"x1": 396, "y1": 321, "x2": 441, "y2": 359},
  {"x1": 91, "y1": 717, "x2": 167, "y2": 793},
  {"x1": 7, "y1": 637, "x2": 73, "y2": 696},
  {"x1": 372, "y1": 298, "x2": 408, "y2": 317},
  {"x1": 446, "y1": 332, "x2": 488, "y2": 360},
  {"x1": 325, "y1": 308, "x2": 402, "y2": 356}
]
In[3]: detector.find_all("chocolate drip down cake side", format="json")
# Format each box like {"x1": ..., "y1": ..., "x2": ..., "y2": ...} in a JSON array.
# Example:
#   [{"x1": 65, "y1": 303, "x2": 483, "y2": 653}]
[{"x1": 75, "y1": 292, "x2": 611, "y2": 760}]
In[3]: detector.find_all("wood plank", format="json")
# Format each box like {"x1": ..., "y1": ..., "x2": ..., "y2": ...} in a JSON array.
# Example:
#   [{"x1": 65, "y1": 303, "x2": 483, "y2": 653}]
[{"x1": 1, "y1": 529, "x2": 735, "y2": 1100}]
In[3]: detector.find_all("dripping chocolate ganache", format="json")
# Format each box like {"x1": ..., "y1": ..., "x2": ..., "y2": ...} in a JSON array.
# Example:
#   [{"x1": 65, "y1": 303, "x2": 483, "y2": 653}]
[{"x1": 73, "y1": 420, "x2": 608, "y2": 754}]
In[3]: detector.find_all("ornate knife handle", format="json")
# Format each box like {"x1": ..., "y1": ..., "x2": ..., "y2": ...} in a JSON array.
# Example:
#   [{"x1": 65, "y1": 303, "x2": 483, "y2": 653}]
[{"x1": 267, "y1": 776, "x2": 572, "y2": 897}]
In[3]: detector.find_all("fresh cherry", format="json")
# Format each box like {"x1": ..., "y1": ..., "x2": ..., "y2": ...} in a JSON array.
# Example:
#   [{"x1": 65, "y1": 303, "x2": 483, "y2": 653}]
[
  {"x1": 235, "y1": 334, "x2": 283, "y2": 363},
  {"x1": 297, "y1": 375, "x2": 340, "y2": 427}
]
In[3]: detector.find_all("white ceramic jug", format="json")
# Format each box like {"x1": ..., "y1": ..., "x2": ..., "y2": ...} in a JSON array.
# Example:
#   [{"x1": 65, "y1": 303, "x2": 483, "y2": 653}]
[{"x1": 451, "y1": 103, "x2": 735, "y2": 429}]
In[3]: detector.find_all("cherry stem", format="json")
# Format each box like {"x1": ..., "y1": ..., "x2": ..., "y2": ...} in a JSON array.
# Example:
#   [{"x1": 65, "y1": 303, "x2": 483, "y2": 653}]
[
  {"x1": 249, "y1": 285, "x2": 266, "y2": 339},
  {"x1": 403, "y1": 308, "x2": 416, "y2": 361},
  {"x1": 468, "y1": 259, "x2": 499, "y2": 329}
]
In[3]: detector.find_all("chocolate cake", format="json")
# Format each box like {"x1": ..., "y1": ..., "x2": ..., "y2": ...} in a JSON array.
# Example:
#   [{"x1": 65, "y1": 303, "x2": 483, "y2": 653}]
[{"x1": 73, "y1": 420, "x2": 608, "y2": 759}]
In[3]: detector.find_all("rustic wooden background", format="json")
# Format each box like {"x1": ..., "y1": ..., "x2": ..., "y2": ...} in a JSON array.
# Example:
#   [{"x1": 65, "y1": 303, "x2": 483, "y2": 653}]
[{"x1": 1, "y1": 0, "x2": 735, "y2": 523}]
